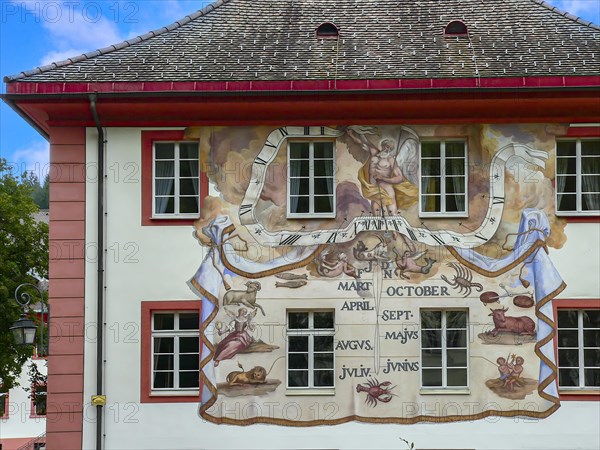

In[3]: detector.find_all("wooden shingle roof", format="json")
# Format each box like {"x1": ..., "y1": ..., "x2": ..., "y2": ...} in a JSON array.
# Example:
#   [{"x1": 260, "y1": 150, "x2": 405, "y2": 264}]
[{"x1": 4, "y1": 0, "x2": 599, "y2": 83}]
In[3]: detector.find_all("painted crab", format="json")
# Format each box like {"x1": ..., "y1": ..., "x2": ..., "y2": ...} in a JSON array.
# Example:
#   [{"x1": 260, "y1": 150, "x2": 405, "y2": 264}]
[{"x1": 356, "y1": 378, "x2": 395, "y2": 407}]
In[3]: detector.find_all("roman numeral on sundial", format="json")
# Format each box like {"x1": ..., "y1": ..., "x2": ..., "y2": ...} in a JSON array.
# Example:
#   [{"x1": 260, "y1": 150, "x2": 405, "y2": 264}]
[
  {"x1": 279, "y1": 234, "x2": 302, "y2": 246},
  {"x1": 239, "y1": 204, "x2": 253, "y2": 216}
]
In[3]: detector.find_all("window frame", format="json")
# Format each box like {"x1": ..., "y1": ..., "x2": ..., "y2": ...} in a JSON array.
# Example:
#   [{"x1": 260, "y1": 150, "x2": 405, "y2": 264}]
[
  {"x1": 554, "y1": 300, "x2": 600, "y2": 399},
  {"x1": 141, "y1": 130, "x2": 208, "y2": 226},
  {"x1": 419, "y1": 308, "x2": 470, "y2": 392},
  {"x1": 140, "y1": 301, "x2": 202, "y2": 403},
  {"x1": 30, "y1": 383, "x2": 47, "y2": 418},
  {"x1": 286, "y1": 139, "x2": 337, "y2": 219},
  {"x1": 0, "y1": 387, "x2": 8, "y2": 419},
  {"x1": 419, "y1": 139, "x2": 469, "y2": 218},
  {"x1": 555, "y1": 138, "x2": 600, "y2": 216},
  {"x1": 285, "y1": 310, "x2": 336, "y2": 392}
]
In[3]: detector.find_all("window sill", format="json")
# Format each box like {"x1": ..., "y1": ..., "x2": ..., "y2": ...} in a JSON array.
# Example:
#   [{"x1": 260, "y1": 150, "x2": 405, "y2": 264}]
[
  {"x1": 419, "y1": 213, "x2": 469, "y2": 219},
  {"x1": 150, "y1": 390, "x2": 199, "y2": 397},
  {"x1": 287, "y1": 214, "x2": 336, "y2": 220},
  {"x1": 285, "y1": 388, "x2": 335, "y2": 396},
  {"x1": 419, "y1": 388, "x2": 470, "y2": 395},
  {"x1": 143, "y1": 217, "x2": 198, "y2": 226},
  {"x1": 559, "y1": 389, "x2": 600, "y2": 401},
  {"x1": 142, "y1": 391, "x2": 200, "y2": 403}
]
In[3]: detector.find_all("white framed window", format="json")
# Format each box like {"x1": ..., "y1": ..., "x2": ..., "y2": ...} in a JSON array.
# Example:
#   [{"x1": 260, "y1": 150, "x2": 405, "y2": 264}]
[
  {"x1": 286, "y1": 310, "x2": 335, "y2": 389},
  {"x1": 420, "y1": 309, "x2": 469, "y2": 389},
  {"x1": 31, "y1": 384, "x2": 47, "y2": 417},
  {"x1": 420, "y1": 140, "x2": 468, "y2": 217},
  {"x1": 0, "y1": 389, "x2": 8, "y2": 419},
  {"x1": 152, "y1": 312, "x2": 200, "y2": 391},
  {"x1": 556, "y1": 139, "x2": 600, "y2": 215},
  {"x1": 287, "y1": 141, "x2": 336, "y2": 218},
  {"x1": 557, "y1": 309, "x2": 600, "y2": 390},
  {"x1": 153, "y1": 141, "x2": 200, "y2": 218}
]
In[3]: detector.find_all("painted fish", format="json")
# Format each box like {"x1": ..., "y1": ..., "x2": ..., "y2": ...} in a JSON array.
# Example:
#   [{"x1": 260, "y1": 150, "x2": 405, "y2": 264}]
[
  {"x1": 275, "y1": 280, "x2": 308, "y2": 289},
  {"x1": 275, "y1": 272, "x2": 308, "y2": 280}
]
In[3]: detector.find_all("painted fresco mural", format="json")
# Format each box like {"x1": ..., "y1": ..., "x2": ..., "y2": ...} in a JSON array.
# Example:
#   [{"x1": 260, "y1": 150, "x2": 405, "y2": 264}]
[{"x1": 186, "y1": 124, "x2": 570, "y2": 425}]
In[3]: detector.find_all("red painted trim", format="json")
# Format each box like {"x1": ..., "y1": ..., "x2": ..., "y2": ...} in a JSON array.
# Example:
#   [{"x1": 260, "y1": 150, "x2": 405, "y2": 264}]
[
  {"x1": 6, "y1": 76, "x2": 600, "y2": 95},
  {"x1": 564, "y1": 216, "x2": 600, "y2": 223},
  {"x1": 141, "y1": 130, "x2": 208, "y2": 227},
  {"x1": 140, "y1": 300, "x2": 202, "y2": 403},
  {"x1": 564, "y1": 126, "x2": 600, "y2": 137},
  {"x1": 553, "y1": 299, "x2": 600, "y2": 401}
]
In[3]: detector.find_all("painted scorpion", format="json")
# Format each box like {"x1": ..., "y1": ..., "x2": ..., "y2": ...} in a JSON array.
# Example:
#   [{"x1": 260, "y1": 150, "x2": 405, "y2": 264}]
[{"x1": 440, "y1": 262, "x2": 483, "y2": 297}]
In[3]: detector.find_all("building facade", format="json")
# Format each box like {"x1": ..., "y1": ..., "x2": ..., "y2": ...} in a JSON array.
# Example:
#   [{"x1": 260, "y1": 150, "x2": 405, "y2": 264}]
[{"x1": 2, "y1": 1, "x2": 599, "y2": 449}]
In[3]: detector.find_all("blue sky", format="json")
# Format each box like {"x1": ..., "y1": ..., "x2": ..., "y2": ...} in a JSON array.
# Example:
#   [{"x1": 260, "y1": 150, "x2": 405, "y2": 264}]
[{"x1": 1, "y1": 0, "x2": 599, "y2": 181}]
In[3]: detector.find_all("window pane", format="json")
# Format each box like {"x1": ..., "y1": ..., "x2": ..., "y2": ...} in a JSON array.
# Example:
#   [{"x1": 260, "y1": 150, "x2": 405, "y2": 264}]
[
  {"x1": 179, "y1": 142, "x2": 199, "y2": 159},
  {"x1": 154, "y1": 314, "x2": 175, "y2": 330},
  {"x1": 558, "y1": 330, "x2": 580, "y2": 347},
  {"x1": 314, "y1": 353, "x2": 334, "y2": 369},
  {"x1": 314, "y1": 370, "x2": 334, "y2": 387},
  {"x1": 314, "y1": 336, "x2": 334, "y2": 352},
  {"x1": 445, "y1": 142, "x2": 465, "y2": 157},
  {"x1": 557, "y1": 175, "x2": 577, "y2": 193},
  {"x1": 584, "y1": 369, "x2": 600, "y2": 387},
  {"x1": 180, "y1": 178, "x2": 199, "y2": 196},
  {"x1": 583, "y1": 194, "x2": 600, "y2": 211},
  {"x1": 180, "y1": 160, "x2": 199, "y2": 177},
  {"x1": 290, "y1": 178, "x2": 310, "y2": 195},
  {"x1": 288, "y1": 336, "x2": 308, "y2": 352},
  {"x1": 288, "y1": 312, "x2": 309, "y2": 329},
  {"x1": 288, "y1": 370, "x2": 308, "y2": 387},
  {"x1": 314, "y1": 312, "x2": 334, "y2": 329},
  {"x1": 290, "y1": 196, "x2": 310, "y2": 214},
  {"x1": 558, "y1": 310, "x2": 579, "y2": 328},
  {"x1": 556, "y1": 141, "x2": 576, "y2": 157},
  {"x1": 447, "y1": 369, "x2": 468, "y2": 387},
  {"x1": 155, "y1": 197, "x2": 174, "y2": 214},
  {"x1": 584, "y1": 330, "x2": 600, "y2": 347},
  {"x1": 180, "y1": 337, "x2": 199, "y2": 354},
  {"x1": 556, "y1": 193, "x2": 577, "y2": 212},
  {"x1": 556, "y1": 157, "x2": 576, "y2": 175},
  {"x1": 421, "y1": 310, "x2": 442, "y2": 329},
  {"x1": 581, "y1": 141, "x2": 600, "y2": 156},
  {"x1": 155, "y1": 161, "x2": 174, "y2": 177},
  {"x1": 559, "y1": 368, "x2": 579, "y2": 387},
  {"x1": 34, "y1": 389, "x2": 47, "y2": 415},
  {"x1": 446, "y1": 330, "x2": 467, "y2": 348},
  {"x1": 153, "y1": 371, "x2": 174, "y2": 389},
  {"x1": 446, "y1": 195, "x2": 466, "y2": 213},
  {"x1": 422, "y1": 195, "x2": 441, "y2": 212},
  {"x1": 447, "y1": 349, "x2": 468, "y2": 367},
  {"x1": 314, "y1": 177, "x2": 333, "y2": 195},
  {"x1": 314, "y1": 196, "x2": 334, "y2": 213},
  {"x1": 179, "y1": 354, "x2": 200, "y2": 370},
  {"x1": 179, "y1": 371, "x2": 199, "y2": 388},
  {"x1": 179, "y1": 197, "x2": 199, "y2": 214},
  {"x1": 583, "y1": 310, "x2": 600, "y2": 328},
  {"x1": 289, "y1": 353, "x2": 309, "y2": 369},
  {"x1": 422, "y1": 159, "x2": 441, "y2": 176},
  {"x1": 153, "y1": 354, "x2": 174, "y2": 370},
  {"x1": 422, "y1": 142, "x2": 441, "y2": 158},
  {"x1": 422, "y1": 369, "x2": 442, "y2": 387},
  {"x1": 558, "y1": 349, "x2": 579, "y2": 367},
  {"x1": 421, "y1": 177, "x2": 440, "y2": 194},
  {"x1": 422, "y1": 349, "x2": 442, "y2": 367},
  {"x1": 446, "y1": 177, "x2": 465, "y2": 194},
  {"x1": 421, "y1": 330, "x2": 442, "y2": 348},
  {"x1": 584, "y1": 349, "x2": 600, "y2": 367},
  {"x1": 155, "y1": 143, "x2": 175, "y2": 159},
  {"x1": 290, "y1": 159, "x2": 310, "y2": 177},
  {"x1": 179, "y1": 313, "x2": 200, "y2": 330},
  {"x1": 447, "y1": 311, "x2": 467, "y2": 328},
  {"x1": 290, "y1": 143, "x2": 309, "y2": 159},
  {"x1": 582, "y1": 156, "x2": 600, "y2": 175},
  {"x1": 446, "y1": 159, "x2": 465, "y2": 176},
  {"x1": 155, "y1": 179, "x2": 175, "y2": 196},
  {"x1": 314, "y1": 142, "x2": 334, "y2": 159},
  {"x1": 582, "y1": 176, "x2": 600, "y2": 192},
  {"x1": 154, "y1": 337, "x2": 174, "y2": 353},
  {"x1": 314, "y1": 160, "x2": 334, "y2": 176}
]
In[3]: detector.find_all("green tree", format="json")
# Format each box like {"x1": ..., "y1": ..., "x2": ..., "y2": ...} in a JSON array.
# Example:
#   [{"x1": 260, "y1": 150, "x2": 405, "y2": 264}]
[
  {"x1": 22, "y1": 172, "x2": 49, "y2": 209},
  {"x1": 0, "y1": 158, "x2": 49, "y2": 390}
]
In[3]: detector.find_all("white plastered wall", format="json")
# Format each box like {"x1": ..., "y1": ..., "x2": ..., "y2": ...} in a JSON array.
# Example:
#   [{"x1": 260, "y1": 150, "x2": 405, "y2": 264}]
[{"x1": 83, "y1": 127, "x2": 600, "y2": 450}]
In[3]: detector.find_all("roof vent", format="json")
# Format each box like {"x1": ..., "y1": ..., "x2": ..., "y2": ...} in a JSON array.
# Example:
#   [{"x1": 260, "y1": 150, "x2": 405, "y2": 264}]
[
  {"x1": 444, "y1": 20, "x2": 468, "y2": 36},
  {"x1": 316, "y1": 22, "x2": 339, "y2": 39}
]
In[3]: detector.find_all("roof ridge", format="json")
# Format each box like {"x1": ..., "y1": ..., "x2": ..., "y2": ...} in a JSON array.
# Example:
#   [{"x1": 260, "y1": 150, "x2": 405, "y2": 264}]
[
  {"x1": 529, "y1": 0, "x2": 600, "y2": 31},
  {"x1": 3, "y1": 0, "x2": 232, "y2": 82}
]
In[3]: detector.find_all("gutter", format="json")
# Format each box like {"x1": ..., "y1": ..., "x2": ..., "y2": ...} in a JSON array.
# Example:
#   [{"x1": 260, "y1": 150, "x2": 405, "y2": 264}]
[{"x1": 89, "y1": 94, "x2": 106, "y2": 450}]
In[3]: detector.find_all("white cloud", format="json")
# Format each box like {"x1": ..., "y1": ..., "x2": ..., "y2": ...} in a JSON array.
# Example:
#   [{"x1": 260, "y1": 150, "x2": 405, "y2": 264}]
[
  {"x1": 9, "y1": 141, "x2": 50, "y2": 180},
  {"x1": 40, "y1": 49, "x2": 89, "y2": 66},
  {"x1": 549, "y1": 0, "x2": 600, "y2": 21}
]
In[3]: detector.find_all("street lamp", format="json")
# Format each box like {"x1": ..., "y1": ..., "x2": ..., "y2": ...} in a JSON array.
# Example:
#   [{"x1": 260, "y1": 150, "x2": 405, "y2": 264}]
[{"x1": 10, "y1": 283, "x2": 49, "y2": 355}]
